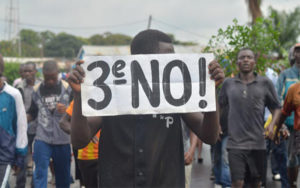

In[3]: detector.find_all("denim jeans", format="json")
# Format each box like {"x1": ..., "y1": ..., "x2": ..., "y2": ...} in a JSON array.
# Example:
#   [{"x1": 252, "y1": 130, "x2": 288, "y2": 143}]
[
  {"x1": 33, "y1": 140, "x2": 71, "y2": 188},
  {"x1": 213, "y1": 136, "x2": 231, "y2": 187},
  {"x1": 265, "y1": 139, "x2": 289, "y2": 188}
]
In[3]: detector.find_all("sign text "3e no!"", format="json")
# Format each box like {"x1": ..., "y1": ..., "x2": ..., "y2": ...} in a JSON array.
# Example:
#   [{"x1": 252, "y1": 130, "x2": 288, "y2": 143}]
[{"x1": 81, "y1": 54, "x2": 216, "y2": 116}]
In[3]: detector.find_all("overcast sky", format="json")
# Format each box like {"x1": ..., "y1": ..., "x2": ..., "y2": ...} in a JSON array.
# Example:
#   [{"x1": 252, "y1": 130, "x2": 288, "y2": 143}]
[{"x1": 0, "y1": 0, "x2": 299, "y2": 45}]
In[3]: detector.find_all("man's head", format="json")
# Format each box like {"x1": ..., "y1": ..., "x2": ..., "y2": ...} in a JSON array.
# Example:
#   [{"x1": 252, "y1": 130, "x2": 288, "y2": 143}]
[
  {"x1": 293, "y1": 43, "x2": 300, "y2": 66},
  {"x1": 236, "y1": 48, "x2": 256, "y2": 74},
  {"x1": 43, "y1": 60, "x2": 59, "y2": 88},
  {"x1": 23, "y1": 61, "x2": 37, "y2": 85},
  {"x1": 130, "y1": 29, "x2": 174, "y2": 55}
]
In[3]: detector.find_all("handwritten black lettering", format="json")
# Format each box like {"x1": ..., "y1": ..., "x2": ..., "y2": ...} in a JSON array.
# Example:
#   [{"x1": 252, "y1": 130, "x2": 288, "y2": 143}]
[
  {"x1": 87, "y1": 61, "x2": 112, "y2": 110},
  {"x1": 198, "y1": 57, "x2": 207, "y2": 108},
  {"x1": 131, "y1": 60, "x2": 160, "y2": 108},
  {"x1": 163, "y1": 60, "x2": 191, "y2": 106},
  {"x1": 112, "y1": 60, "x2": 127, "y2": 85}
]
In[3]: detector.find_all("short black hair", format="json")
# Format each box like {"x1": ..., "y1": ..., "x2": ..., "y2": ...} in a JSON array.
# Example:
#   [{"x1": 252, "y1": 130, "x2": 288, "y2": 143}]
[
  {"x1": 25, "y1": 61, "x2": 37, "y2": 70},
  {"x1": 237, "y1": 47, "x2": 256, "y2": 60},
  {"x1": 43, "y1": 60, "x2": 58, "y2": 73},
  {"x1": 130, "y1": 29, "x2": 172, "y2": 55}
]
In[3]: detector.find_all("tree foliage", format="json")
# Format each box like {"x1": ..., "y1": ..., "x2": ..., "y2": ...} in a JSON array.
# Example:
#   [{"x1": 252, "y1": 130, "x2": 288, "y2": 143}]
[
  {"x1": 267, "y1": 6, "x2": 300, "y2": 54},
  {"x1": 44, "y1": 32, "x2": 84, "y2": 58},
  {"x1": 204, "y1": 18, "x2": 280, "y2": 76},
  {"x1": 168, "y1": 34, "x2": 197, "y2": 46},
  {"x1": 89, "y1": 32, "x2": 132, "y2": 45},
  {"x1": 0, "y1": 29, "x2": 195, "y2": 58},
  {"x1": 3, "y1": 63, "x2": 21, "y2": 84},
  {"x1": 0, "y1": 40, "x2": 18, "y2": 57}
]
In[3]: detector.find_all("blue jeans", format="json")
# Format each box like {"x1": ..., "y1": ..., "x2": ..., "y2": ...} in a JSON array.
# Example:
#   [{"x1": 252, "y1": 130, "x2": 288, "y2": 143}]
[
  {"x1": 213, "y1": 136, "x2": 231, "y2": 187},
  {"x1": 265, "y1": 139, "x2": 289, "y2": 188},
  {"x1": 33, "y1": 140, "x2": 71, "y2": 188}
]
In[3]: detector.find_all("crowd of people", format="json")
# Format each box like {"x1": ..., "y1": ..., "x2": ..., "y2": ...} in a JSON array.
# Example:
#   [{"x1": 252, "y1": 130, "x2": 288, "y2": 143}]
[{"x1": 0, "y1": 29, "x2": 299, "y2": 188}]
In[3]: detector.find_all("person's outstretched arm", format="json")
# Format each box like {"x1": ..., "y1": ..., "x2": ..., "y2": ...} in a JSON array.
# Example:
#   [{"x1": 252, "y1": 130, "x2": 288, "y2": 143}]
[
  {"x1": 68, "y1": 60, "x2": 102, "y2": 149},
  {"x1": 183, "y1": 60, "x2": 223, "y2": 145}
]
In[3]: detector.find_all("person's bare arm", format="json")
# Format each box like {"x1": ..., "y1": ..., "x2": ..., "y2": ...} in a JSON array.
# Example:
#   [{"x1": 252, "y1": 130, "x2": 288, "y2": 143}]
[
  {"x1": 182, "y1": 60, "x2": 223, "y2": 145},
  {"x1": 184, "y1": 131, "x2": 198, "y2": 165},
  {"x1": 267, "y1": 109, "x2": 287, "y2": 141},
  {"x1": 68, "y1": 60, "x2": 103, "y2": 149},
  {"x1": 59, "y1": 113, "x2": 72, "y2": 134},
  {"x1": 182, "y1": 110, "x2": 219, "y2": 145}
]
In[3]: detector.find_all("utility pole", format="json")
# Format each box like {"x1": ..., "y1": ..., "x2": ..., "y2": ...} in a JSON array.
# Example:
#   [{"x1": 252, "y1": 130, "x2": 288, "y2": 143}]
[
  {"x1": 147, "y1": 15, "x2": 152, "y2": 29},
  {"x1": 5, "y1": 0, "x2": 21, "y2": 56},
  {"x1": 16, "y1": 0, "x2": 21, "y2": 56}
]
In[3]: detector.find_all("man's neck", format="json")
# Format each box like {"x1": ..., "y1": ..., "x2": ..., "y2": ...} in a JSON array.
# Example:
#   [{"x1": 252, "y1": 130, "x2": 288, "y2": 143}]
[
  {"x1": 239, "y1": 71, "x2": 255, "y2": 84},
  {"x1": 26, "y1": 78, "x2": 35, "y2": 86}
]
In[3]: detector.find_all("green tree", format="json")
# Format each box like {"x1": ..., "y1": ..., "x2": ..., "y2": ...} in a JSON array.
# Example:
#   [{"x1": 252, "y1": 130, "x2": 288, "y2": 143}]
[
  {"x1": 20, "y1": 29, "x2": 41, "y2": 57},
  {"x1": 0, "y1": 40, "x2": 18, "y2": 56},
  {"x1": 167, "y1": 34, "x2": 197, "y2": 46},
  {"x1": 89, "y1": 33, "x2": 132, "y2": 45},
  {"x1": 3, "y1": 62, "x2": 21, "y2": 84},
  {"x1": 20, "y1": 29, "x2": 41, "y2": 46},
  {"x1": 89, "y1": 34, "x2": 105, "y2": 45},
  {"x1": 44, "y1": 32, "x2": 85, "y2": 58},
  {"x1": 204, "y1": 17, "x2": 280, "y2": 76},
  {"x1": 104, "y1": 33, "x2": 132, "y2": 45},
  {"x1": 267, "y1": 6, "x2": 300, "y2": 54}
]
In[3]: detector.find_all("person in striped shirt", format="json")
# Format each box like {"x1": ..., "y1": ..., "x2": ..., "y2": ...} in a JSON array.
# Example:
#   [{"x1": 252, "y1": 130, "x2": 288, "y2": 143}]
[{"x1": 60, "y1": 100, "x2": 100, "y2": 188}]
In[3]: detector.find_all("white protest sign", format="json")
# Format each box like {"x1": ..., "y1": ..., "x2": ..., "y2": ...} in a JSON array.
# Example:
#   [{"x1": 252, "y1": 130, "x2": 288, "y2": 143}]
[{"x1": 81, "y1": 54, "x2": 216, "y2": 116}]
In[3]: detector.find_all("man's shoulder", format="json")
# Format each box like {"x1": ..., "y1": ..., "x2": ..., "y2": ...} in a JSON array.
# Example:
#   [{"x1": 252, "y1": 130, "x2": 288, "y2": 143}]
[
  {"x1": 289, "y1": 82, "x2": 300, "y2": 91},
  {"x1": 221, "y1": 77, "x2": 235, "y2": 87},
  {"x1": 15, "y1": 79, "x2": 26, "y2": 89},
  {"x1": 279, "y1": 67, "x2": 298, "y2": 77},
  {"x1": 3, "y1": 83, "x2": 22, "y2": 97},
  {"x1": 33, "y1": 82, "x2": 42, "y2": 92},
  {"x1": 61, "y1": 80, "x2": 69, "y2": 89},
  {"x1": 224, "y1": 77, "x2": 235, "y2": 83},
  {"x1": 256, "y1": 75, "x2": 272, "y2": 83}
]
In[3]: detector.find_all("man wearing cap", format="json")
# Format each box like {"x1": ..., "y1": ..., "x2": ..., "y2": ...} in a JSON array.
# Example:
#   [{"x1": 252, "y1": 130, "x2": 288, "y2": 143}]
[{"x1": 276, "y1": 43, "x2": 300, "y2": 187}]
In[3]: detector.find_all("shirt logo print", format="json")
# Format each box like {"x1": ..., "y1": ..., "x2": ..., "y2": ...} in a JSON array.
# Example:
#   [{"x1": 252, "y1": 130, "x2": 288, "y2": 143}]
[{"x1": 152, "y1": 114, "x2": 174, "y2": 128}]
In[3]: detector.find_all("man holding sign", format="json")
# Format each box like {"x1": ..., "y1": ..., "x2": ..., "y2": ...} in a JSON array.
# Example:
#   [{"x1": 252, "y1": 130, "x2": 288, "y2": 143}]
[{"x1": 68, "y1": 29, "x2": 224, "y2": 188}]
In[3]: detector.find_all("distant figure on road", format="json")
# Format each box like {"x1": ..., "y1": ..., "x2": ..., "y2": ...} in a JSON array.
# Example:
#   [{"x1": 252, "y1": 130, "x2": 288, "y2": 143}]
[{"x1": 27, "y1": 60, "x2": 72, "y2": 188}]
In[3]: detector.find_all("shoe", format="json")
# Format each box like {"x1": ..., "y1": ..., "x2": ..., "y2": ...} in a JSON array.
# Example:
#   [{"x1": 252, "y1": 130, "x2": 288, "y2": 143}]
[
  {"x1": 272, "y1": 173, "x2": 281, "y2": 181},
  {"x1": 210, "y1": 172, "x2": 215, "y2": 180},
  {"x1": 27, "y1": 169, "x2": 33, "y2": 176},
  {"x1": 49, "y1": 177, "x2": 55, "y2": 185},
  {"x1": 198, "y1": 158, "x2": 203, "y2": 164}
]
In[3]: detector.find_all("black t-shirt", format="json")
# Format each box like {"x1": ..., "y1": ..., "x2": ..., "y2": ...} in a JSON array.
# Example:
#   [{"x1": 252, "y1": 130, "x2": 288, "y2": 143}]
[
  {"x1": 98, "y1": 114, "x2": 185, "y2": 188},
  {"x1": 218, "y1": 74, "x2": 280, "y2": 150},
  {"x1": 28, "y1": 82, "x2": 62, "y2": 119}
]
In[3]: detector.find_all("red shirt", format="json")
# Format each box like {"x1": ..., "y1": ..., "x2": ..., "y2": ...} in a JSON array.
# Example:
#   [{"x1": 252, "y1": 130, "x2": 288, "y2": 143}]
[{"x1": 282, "y1": 82, "x2": 300, "y2": 130}]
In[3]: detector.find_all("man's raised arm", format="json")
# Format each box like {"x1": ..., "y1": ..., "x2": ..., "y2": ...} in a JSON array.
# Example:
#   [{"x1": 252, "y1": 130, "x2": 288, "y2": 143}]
[
  {"x1": 68, "y1": 60, "x2": 102, "y2": 149},
  {"x1": 182, "y1": 60, "x2": 223, "y2": 145}
]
